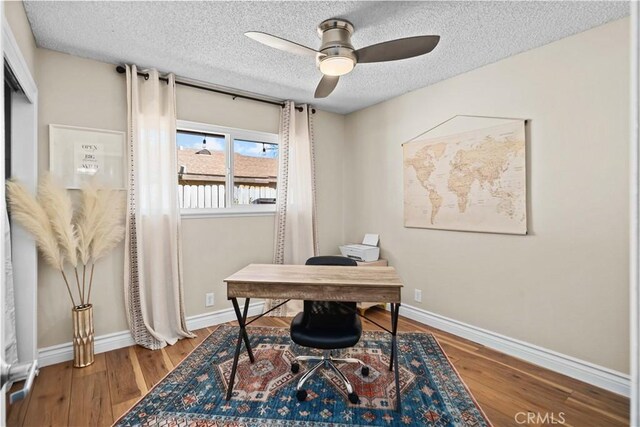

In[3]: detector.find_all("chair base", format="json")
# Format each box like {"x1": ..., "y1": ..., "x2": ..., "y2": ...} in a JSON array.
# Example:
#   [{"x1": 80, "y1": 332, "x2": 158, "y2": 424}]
[{"x1": 291, "y1": 352, "x2": 368, "y2": 404}]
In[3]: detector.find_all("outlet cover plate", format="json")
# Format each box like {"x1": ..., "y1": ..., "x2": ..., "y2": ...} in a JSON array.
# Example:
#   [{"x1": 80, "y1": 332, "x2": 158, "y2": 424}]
[{"x1": 205, "y1": 292, "x2": 215, "y2": 307}]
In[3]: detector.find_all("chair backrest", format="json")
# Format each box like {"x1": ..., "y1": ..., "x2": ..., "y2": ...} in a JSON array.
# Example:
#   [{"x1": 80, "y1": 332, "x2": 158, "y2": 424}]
[
  {"x1": 305, "y1": 255, "x2": 357, "y2": 267},
  {"x1": 303, "y1": 256, "x2": 358, "y2": 328}
]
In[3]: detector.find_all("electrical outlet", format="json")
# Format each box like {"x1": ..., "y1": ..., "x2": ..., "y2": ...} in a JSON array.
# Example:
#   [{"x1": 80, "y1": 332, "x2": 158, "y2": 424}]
[
  {"x1": 414, "y1": 289, "x2": 422, "y2": 303},
  {"x1": 205, "y1": 292, "x2": 215, "y2": 307}
]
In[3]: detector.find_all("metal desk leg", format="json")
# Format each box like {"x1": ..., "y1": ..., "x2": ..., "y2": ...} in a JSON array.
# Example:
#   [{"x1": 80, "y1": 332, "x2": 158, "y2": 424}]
[
  {"x1": 389, "y1": 303, "x2": 395, "y2": 372},
  {"x1": 391, "y1": 303, "x2": 401, "y2": 413},
  {"x1": 225, "y1": 297, "x2": 254, "y2": 401},
  {"x1": 235, "y1": 298, "x2": 255, "y2": 363}
]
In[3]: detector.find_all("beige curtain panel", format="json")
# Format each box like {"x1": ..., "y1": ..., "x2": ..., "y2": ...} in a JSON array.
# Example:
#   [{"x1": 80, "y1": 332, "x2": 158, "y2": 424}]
[
  {"x1": 269, "y1": 102, "x2": 319, "y2": 316},
  {"x1": 124, "y1": 64, "x2": 193, "y2": 350}
]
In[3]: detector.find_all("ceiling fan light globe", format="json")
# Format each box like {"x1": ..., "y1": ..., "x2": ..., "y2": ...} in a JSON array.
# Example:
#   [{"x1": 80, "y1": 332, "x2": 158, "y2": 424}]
[{"x1": 319, "y1": 56, "x2": 354, "y2": 76}]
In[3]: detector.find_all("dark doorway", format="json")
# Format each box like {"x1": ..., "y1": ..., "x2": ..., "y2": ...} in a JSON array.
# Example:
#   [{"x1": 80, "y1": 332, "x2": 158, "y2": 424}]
[{"x1": 4, "y1": 62, "x2": 22, "y2": 180}]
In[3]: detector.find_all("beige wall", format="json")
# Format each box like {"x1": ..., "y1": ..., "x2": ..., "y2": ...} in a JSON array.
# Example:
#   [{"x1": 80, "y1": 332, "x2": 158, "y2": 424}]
[
  {"x1": 32, "y1": 50, "x2": 345, "y2": 347},
  {"x1": 343, "y1": 18, "x2": 630, "y2": 373},
  {"x1": 36, "y1": 50, "x2": 129, "y2": 347}
]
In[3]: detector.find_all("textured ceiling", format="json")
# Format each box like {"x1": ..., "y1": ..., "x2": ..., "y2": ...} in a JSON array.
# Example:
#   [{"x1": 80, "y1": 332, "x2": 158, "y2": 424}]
[{"x1": 24, "y1": 1, "x2": 628, "y2": 114}]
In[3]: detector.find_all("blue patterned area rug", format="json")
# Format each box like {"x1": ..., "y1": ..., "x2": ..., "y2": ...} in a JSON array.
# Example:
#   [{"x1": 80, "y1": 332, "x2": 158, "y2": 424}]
[{"x1": 116, "y1": 325, "x2": 491, "y2": 426}]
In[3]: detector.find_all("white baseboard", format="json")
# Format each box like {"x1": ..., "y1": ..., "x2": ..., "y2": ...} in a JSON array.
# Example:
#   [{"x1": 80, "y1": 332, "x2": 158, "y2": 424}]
[
  {"x1": 38, "y1": 329, "x2": 136, "y2": 368},
  {"x1": 38, "y1": 302, "x2": 264, "y2": 367},
  {"x1": 400, "y1": 304, "x2": 630, "y2": 397},
  {"x1": 185, "y1": 302, "x2": 265, "y2": 330},
  {"x1": 39, "y1": 301, "x2": 629, "y2": 397}
]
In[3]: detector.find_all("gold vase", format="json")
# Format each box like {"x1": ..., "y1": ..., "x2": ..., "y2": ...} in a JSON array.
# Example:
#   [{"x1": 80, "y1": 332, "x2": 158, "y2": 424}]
[{"x1": 72, "y1": 304, "x2": 94, "y2": 368}]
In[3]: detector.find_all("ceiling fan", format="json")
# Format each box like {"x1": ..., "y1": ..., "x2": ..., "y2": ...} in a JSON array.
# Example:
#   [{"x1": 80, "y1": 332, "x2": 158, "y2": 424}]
[{"x1": 245, "y1": 18, "x2": 440, "y2": 99}]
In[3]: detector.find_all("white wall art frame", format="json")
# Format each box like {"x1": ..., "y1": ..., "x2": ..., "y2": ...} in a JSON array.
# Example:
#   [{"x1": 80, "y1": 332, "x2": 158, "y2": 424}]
[{"x1": 49, "y1": 124, "x2": 125, "y2": 189}]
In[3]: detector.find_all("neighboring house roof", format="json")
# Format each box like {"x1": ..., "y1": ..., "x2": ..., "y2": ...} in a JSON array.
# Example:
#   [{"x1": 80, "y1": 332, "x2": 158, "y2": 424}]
[{"x1": 177, "y1": 149, "x2": 277, "y2": 184}]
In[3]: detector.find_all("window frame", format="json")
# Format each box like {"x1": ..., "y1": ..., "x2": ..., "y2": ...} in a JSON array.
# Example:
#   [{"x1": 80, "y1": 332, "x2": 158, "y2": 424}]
[{"x1": 177, "y1": 120, "x2": 279, "y2": 218}]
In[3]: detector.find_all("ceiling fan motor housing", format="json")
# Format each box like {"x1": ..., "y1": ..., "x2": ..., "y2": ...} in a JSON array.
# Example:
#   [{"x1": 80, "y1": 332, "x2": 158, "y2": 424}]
[{"x1": 316, "y1": 19, "x2": 356, "y2": 76}]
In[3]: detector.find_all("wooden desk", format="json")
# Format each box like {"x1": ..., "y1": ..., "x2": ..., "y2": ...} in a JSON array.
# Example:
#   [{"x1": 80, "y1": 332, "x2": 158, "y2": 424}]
[{"x1": 224, "y1": 263, "x2": 404, "y2": 412}]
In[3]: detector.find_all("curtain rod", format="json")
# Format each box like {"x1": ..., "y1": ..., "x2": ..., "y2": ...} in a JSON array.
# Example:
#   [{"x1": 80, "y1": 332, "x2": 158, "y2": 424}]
[{"x1": 115, "y1": 65, "x2": 314, "y2": 113}]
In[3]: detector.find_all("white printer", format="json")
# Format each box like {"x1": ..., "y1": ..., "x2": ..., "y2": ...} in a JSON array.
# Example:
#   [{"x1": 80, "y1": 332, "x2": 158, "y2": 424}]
[{"x1": 339, "y1": 234, "x2": 380, "y2": 262}]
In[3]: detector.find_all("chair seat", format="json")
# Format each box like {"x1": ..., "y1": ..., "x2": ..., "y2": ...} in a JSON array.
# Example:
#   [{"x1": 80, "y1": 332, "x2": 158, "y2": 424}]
[{"x1": 290, "y1": 311, "x2": 362, "y2": 349}]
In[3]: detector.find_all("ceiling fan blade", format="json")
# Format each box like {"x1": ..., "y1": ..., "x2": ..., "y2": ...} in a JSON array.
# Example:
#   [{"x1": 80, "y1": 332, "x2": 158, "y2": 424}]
[
  {"x1": 314, "y1": 75, "x2": 340, "y2": 98},
  {"x1": 245, "y1": 31, "x2": 319, "y2": 58},
  {"x1": 355, "y1": 35, "x2": 440, "y2": 63}
]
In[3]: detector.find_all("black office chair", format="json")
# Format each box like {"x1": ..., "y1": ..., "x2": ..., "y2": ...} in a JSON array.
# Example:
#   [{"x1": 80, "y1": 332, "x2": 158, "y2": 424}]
[{"x1": 290, "y1": 256, "x2": 369, "y2": 404}]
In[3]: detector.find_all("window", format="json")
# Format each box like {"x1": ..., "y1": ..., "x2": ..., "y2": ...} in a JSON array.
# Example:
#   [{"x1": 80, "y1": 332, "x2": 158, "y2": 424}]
[{"x1": 176, "y1": 121, "x2": 279, "y2": 216}]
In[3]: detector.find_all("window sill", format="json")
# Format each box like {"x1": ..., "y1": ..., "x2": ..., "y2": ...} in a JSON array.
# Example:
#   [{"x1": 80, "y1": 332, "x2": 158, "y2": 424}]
[{"x1": 180, "y1": 206, "x2": 276, "y2": 219}]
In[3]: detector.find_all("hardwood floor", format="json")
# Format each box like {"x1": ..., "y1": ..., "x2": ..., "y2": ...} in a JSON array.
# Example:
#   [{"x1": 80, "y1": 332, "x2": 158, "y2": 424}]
[{"x1": 6, "y1": 309, "x2": 629, "y2": 426}]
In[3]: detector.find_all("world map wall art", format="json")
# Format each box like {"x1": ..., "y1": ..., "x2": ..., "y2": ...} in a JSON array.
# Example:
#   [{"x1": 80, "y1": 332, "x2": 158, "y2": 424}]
[{"x1": 403, "y1": 116, "x2": 527, "y2": 234}]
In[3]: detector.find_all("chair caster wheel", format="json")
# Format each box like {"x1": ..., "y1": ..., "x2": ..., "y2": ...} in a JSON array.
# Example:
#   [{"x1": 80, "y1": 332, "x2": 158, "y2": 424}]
[
  {"x1": 296, "y1": 389, "x2": 307, "y2": 402},
  {"x1": 291, "y1": 362, "x2": 300, "y2": 373},
  {"x1": 348, "y1": 392, "x2": 359, "y2": 404},
  {"x1": 361, "y1": 366, "x2": 370, "y2": 377}
]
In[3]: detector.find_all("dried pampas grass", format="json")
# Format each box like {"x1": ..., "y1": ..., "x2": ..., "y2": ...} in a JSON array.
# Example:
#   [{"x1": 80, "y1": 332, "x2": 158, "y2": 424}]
[
  {"x1": 38, "y1": 175, "x2": 78, "y2": 267},
  {"x1": 37, "y1": 175, "x2": 84, "y2": 302},
  {"x1": 6, "y1": 180, "x2": 76, "y2": 305},
  {"x1": 6, "y1": 177, "x2": 125, "y2": 307},
  {"x1": 76, "y1": 183, "x2": 99, "y2": 266},
  {"x1": 90, "y1": 189, "x2": 125, "y2": 261},
  {"x1": 6, "y1": 180, "x2": 63, "y2": 269},
  {"x1": 77, "y1": 183, "x2": 125, "y2": 303},
  {"x1": 76, "y1": 182, "x2": 100, "y2": 302}
]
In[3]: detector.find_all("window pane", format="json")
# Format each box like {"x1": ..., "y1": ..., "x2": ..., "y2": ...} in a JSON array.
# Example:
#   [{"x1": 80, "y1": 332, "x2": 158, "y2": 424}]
[
  {"x1": 233, "y1": 139, "x2": 278, "y2": 205},
  {"x1": 177, "y1": 131, "x2": 227, "y2": 208}
]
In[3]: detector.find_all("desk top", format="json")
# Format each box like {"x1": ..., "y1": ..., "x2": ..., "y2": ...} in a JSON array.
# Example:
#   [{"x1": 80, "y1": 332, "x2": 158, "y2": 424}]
[{"x1": 225, "y1": 264, "x2": 403, "y2": 303}]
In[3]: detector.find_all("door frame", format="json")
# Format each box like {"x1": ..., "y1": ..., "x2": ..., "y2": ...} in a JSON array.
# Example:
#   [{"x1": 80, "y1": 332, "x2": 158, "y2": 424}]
[
  {"x1": 2, "y1": 15, "x2": 38, "y2": 366},
  {"x1": 1, "y1": 3, "x2": 6, "y2": 422}
]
